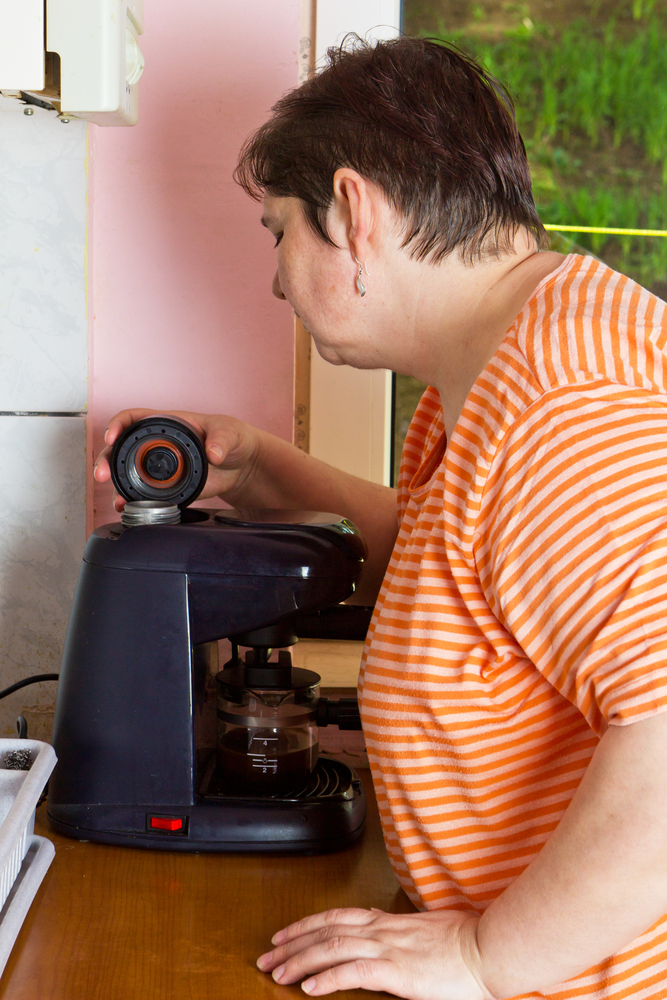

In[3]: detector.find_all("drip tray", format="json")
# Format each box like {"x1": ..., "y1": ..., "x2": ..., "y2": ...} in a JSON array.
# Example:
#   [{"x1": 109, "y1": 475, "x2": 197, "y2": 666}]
[
  {"x1": 266, "y1": 757, "x2": 354, "y2": 799},
  {"x1": 201, "y1": 756, "x2": 358, "y2": 802}
]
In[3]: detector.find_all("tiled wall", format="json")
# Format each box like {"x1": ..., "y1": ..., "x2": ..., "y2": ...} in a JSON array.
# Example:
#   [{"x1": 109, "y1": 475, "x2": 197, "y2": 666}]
[
  {"x1": 0, "y1": 96, "x2": 87, "y2": 738},
  {"x1": 0, "y1": 0, "x2": 301, "y2": 743}
]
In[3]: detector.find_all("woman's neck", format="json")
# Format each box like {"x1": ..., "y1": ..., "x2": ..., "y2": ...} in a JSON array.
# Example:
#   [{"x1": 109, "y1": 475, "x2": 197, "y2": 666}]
[{"x1": 406, "y1": 243, "x2": 565, "y2": 439}]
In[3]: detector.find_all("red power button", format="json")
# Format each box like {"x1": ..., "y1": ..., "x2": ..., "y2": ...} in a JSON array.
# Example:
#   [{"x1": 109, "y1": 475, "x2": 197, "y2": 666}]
[{"x1": 149, "y1": 815, "x2": 185, "y2": 832}]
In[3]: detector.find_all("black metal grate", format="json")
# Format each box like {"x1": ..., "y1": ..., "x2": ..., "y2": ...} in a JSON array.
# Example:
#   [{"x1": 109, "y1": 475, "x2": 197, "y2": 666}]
[
  {"x1": 200, "y1": 755, "x2": 357, "y2": 802},
  {"x1": 266, "y1": 757, "x2": 352, "y2": 800}
]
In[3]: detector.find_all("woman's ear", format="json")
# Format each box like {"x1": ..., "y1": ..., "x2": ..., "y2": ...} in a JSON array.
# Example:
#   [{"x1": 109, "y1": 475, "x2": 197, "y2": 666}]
[{"x1": 331, "y1": 168, "x2": 374, "y2": 264}]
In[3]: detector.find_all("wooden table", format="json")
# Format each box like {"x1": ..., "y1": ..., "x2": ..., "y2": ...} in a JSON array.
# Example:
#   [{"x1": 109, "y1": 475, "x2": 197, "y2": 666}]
[{"x1": 0, "y1": 770, "x2": 413, "y2": 1000}]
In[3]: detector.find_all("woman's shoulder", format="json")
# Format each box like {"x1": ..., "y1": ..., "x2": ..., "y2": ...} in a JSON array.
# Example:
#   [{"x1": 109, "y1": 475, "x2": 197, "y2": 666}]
[{"x1": 515, "y1": 253, "x2": 667, "y2": 395}]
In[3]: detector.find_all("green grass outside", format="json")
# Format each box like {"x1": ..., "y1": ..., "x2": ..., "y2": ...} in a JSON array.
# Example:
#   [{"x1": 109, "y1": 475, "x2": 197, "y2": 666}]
[{"x1": 429, "y1": 14, "x2": 667, "y2": 293}]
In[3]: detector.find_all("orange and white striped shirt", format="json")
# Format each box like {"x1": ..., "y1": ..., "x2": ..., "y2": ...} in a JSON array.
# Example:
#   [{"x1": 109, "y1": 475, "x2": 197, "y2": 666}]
[{"x1": 359, "y1": 254, "x2": 667, "y2": 998}]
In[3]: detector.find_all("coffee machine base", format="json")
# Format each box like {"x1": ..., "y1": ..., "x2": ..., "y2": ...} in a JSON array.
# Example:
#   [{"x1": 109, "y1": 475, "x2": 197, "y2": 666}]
[{"x1": 47, "y1": 757, "x2": 366, "y2": 854}]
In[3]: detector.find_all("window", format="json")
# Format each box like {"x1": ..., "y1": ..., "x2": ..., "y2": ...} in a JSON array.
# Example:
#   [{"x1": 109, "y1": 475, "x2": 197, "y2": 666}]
[{"x1": 390, "y1": 0, "x2": 667, "y2": 479}]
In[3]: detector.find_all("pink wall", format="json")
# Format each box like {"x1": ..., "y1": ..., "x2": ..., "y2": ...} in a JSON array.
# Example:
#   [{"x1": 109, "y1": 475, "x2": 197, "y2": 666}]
[{"x1": 88, "y1": 0, "x2": 300, "y2": 527}]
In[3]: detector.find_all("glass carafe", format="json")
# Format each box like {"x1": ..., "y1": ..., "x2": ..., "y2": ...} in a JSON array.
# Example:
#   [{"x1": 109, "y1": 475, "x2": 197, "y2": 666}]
[{"x1": 216, "y1": 668, "x2": 320, "y2": 795}]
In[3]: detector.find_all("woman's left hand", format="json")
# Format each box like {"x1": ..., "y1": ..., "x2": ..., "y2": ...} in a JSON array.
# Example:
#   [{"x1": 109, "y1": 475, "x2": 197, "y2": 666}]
[{"x1": 256, "y1": 906, "x2": 494, "y2": 999}]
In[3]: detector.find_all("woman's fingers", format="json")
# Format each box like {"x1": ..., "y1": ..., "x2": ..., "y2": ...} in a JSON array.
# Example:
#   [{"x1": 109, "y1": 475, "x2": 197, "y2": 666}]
[
  {"x1": 95, "y1": 408, "x2": 165, "y2": 485},
  {"x1": 260, "y1": 931, "x2": 383, "y2": 986},
  {"x1": 93, "y1": 446, "x2": 112, "y2": 482},
  {"x1": 259, "y1": 917, "x2": 379, "y2": 975},
  {"x1": 257, "y1": 908, "x2": 489, "y2": 1000},
  {"x1": 300, "y1": 958, "x2": 397, "y2": 996},
  {"x1": 271, "y1": 907, "x2": 381, "y2": 947}
]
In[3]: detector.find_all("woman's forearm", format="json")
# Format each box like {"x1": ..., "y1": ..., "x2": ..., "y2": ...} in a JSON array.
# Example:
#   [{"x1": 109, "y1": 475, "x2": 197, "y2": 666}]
[
  {"x1": 230, "y1": 427, "x2": 398, "y2": 604},
  {"x1": 474, "y1": 711, "x2": 667, "y2": 998}
]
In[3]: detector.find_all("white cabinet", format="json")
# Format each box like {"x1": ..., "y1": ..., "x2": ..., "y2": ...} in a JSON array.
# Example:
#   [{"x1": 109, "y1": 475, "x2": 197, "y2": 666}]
[
  {"x1": 0, "y1": 0, "x2": 44, "y2": 91},
  {"x1": 0, "y1": 0, "x2": 145, "y2": 126}
]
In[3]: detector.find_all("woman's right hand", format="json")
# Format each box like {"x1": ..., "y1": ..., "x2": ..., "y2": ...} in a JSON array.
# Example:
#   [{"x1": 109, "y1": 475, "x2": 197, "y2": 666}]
[
  {"x1": 94, "y1": 405, "x2": 399, "y2": 603},
  {"x1": 93, "y1": 408, "x2": 262, "y2": 511}
]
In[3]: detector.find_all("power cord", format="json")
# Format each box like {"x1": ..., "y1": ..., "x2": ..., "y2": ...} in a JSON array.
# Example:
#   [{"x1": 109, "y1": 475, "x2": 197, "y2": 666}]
[{"x1": 0, "y1": 674, "x2": 59, "y2": 701}]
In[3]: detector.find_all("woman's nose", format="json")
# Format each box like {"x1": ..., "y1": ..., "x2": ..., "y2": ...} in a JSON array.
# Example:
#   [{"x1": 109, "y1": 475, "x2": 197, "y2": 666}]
[{"x1": 272, "y1": 271, "x2": 286, "y2": 300}]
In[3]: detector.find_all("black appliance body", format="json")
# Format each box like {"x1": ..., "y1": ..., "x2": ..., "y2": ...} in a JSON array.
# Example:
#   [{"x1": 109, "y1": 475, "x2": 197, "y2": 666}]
[{"x1": 48, "y1": 509, "x2": 371, "y2": 854}]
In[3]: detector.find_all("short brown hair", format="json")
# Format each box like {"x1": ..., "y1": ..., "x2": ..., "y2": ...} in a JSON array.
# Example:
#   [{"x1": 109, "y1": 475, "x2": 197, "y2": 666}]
[{"x1": 235, "y1": 35, "x2": 548, "y2": 263}]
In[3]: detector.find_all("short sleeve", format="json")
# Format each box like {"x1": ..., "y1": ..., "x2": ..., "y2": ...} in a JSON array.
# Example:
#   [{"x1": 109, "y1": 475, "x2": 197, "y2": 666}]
[{"x1": 475, "y1": 383, "x2": 667, "y2": 734}]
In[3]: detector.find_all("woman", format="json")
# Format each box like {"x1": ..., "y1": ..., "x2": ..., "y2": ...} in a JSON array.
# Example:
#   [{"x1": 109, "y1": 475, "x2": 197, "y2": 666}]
[{"x1": 96, "y1": 36, "x2": 667, "y2": 1000}]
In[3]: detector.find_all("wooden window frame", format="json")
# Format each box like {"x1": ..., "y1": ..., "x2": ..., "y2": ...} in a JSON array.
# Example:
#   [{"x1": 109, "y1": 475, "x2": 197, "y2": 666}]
[{"x1": 294, "y1": 0, "x2": 401, "y2": 487}]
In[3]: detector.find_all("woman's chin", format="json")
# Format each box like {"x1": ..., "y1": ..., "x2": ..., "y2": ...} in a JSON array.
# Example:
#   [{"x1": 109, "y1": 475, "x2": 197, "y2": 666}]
[{"x1": 312, "y1": 341, "x2": 347, "y2": 366}]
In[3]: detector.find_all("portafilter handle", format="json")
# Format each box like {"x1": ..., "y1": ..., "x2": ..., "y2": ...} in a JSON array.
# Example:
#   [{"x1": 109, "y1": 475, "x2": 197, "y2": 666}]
[{"x1": 317, "y1": 697, "x2": 362, "y2": 731}]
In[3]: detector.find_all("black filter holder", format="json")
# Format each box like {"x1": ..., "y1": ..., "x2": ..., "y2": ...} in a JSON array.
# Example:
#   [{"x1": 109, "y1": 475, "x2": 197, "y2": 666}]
[{"x1": 109, "y1": 415, "x2": 207, "y2": 508}]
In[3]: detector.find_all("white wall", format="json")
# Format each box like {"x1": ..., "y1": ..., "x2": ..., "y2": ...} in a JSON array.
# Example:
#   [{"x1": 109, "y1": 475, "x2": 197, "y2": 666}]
[{"x1": 0, "y1": 97, "x2": 87, "y2": 737}]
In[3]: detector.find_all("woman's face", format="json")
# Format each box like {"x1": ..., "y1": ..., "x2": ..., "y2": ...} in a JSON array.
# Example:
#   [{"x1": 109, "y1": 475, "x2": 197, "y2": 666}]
[{"x1": 261, "y1": 194, "x2": 376, "y2": 368}]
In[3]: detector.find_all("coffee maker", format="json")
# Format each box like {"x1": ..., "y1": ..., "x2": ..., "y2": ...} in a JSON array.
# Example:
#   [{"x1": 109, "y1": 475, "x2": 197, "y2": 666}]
[{"x1": 48, "y1": 417, "x2": 372, "y2": 853}]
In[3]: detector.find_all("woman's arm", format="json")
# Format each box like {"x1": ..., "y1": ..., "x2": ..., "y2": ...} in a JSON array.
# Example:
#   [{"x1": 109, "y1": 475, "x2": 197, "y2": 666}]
[
  {"x1": 94, "y1": 408, "x2": 398, "y2": 604},
  {"x1": 257, "y1": 711, "x2": 667, "y2": 999},
  {"x1": 473, "y1": 709, "x2": 667, "y2": 996}
]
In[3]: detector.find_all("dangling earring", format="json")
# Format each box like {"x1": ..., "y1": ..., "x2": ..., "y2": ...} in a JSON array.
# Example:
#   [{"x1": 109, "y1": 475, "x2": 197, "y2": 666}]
[{"x1": 355, "y1": 257, "x2": 370, "y2": 297}]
